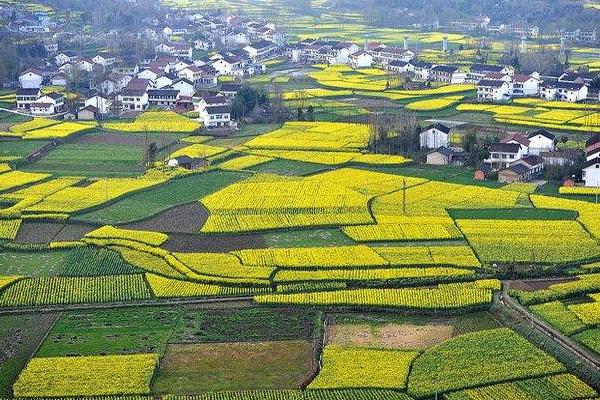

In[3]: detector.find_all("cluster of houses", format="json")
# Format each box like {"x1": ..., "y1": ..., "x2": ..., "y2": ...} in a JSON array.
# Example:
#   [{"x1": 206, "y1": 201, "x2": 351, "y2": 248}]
[
  {"x1": 450, "y1": 14, "x2": 598, "y2": 45},
  {"x1": 9, "y1": 6, "x2": 286, "y2": 122},
  {"x1": 285, "y1": 37, "x2": 599, "y2": 103},
  {"x1": 476, "y1": 68, "x2": 597, "y2": 103},
  {"x1": 420, "y1": 123, "x2": 571, "y2": 184}
]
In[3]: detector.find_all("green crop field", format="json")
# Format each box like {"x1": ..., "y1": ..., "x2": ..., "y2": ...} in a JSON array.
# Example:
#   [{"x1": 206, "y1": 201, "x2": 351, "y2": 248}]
[{"x1": 0, "y1": 0, "x2": 600, "y2": 398}]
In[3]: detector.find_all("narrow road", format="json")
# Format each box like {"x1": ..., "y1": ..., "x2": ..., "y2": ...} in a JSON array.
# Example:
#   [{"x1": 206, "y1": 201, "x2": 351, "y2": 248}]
[
  {"x1": 0, "y1": 296, "x2": 255, "y2": 315},
  {"x1": 497, "y1": 285, "x2": 600, "y2": 372}
]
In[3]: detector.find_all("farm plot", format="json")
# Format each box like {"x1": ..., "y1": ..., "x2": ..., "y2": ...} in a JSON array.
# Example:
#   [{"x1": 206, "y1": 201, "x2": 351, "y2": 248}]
[
  {"x1": 372, "y1": 246, "x2": 480, "y2": 268},
  {"x1": 169, "y1": 308, "x2": 317, "y2": 343},
  {"x1": 0, "y1": 313, "x2": 58, "y2": 395},
  {"x1": 104, "y1": 111, "x2": 201, "y2": 133},
  {"x1": 444, "y1": 373, "x2": 597, "y2": 400},
  {"x1": 0, "y1": 274, "x2": 152, "y2": 307},
  {"x1": 13, "y1": 353, "x2": 158, "y2": 397},
  {"x1": 0, "y1": 170, "x2": 50, "y2": 193},
  {"x1": 456, "y1": 219, "x2": 600, "y2": 264},
  {"x1": 326, "y1": 322, "x2": 454, "y2": 350},
  {"x1": 511, "y1": 273, "x2": 600, "y2": 305},
  {"x1": 255, "y1": 285, "x2": 493, "y2": 311},
  {"x1": 0, "y1": 139, "x2": 49, "y2": 162},
  {"x1": 22, "y1": 143, "x2": 145, "y2": 177},
  {"x1": 23, "y1": 175, "x2": 168, "y2": 215},
  {"x1": 308, "y1": 346, "x2": 418, "y2": 389},
  {"x1": 247, "y1": 149, "x2": 410, "y2": 166},
  {"x1": 200, "y1": 174, "x2": 373, "y2": 233},
  {"x1": 35, "y1": 307, "x2": 180, "y2": 357},
  {"x1": 245, "y1": 121, "x2": 371, "y2": 151},
  {"x1": 407, "y1": 328, "x2": 565, "y2": 398},
  {"x1": 0, "y1": 249, "x2": 68, "y2": 276},
  {"x1": 367, "y1": 180, "x2": 519, "y2": 242},
  {"x1": 14, "y1": 121, "x2": 95, "y2": 139},
  {"x1": 153, "y1": 341, "x2": 314, "y2": 393},
  {"x1": 76, "y1": 171, "x2": 246, "y2": 225}
]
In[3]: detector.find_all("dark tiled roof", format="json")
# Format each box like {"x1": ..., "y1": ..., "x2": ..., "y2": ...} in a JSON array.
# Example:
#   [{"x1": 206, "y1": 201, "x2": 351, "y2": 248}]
[
  {"x1": 423, "y1": 123, "x2": 451, "y2": 134},
  {"x1": 471, "y1": 63, "x2": 506, "y2": 73},
  {"x1": 507, "y1": 164, "x2": 531, "y2": 175},
  {"x1": 220, "y1": 84, "x2": 243, "y2": 92},
  {"x1": 490, "y1": 143, "x2": 521, "y2": 153},
  {"x1": 518, "y1": 155, "x2": 544, "y2": 167},
  {"x1": 528, "y1": 129, "x2": 555, "y2": 141},
  {"x1": 205, "y1": 105, "x2": 231, "y2": 114},
  {"x1": 16, "y1": 88, "x2": 40, "y2": 96},
  {"x1": 478, "y1": 79, "x2": 507, "y2": 88},
  {"x1": 583, "y1": 158, "x2": 600, "y2": 169},
  {"x1": 586, "y1": 134, "x2": 600, "y2": 148}
]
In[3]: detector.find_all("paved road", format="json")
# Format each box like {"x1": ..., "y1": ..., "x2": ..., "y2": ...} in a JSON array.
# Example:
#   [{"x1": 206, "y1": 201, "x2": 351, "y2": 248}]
[{"x1": 498, "y1": 285, "x2": 600, "y2": 372}]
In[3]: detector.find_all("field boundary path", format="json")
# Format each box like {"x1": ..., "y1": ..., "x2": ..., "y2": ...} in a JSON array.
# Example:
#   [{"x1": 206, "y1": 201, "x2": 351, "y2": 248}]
[
  {"x1": 498, "y1": 285, "x2": 600, "y2": 372},
  {"x1": 0, "y1": 296, "x2": 254, "y2": 315}
]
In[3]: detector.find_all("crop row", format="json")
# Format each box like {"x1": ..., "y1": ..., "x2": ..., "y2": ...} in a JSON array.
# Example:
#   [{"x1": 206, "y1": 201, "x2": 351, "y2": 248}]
[
  {"x1": 254, "y1": 286, "x2": 492, "y2": 310},
  {"x1": 13, "y1": 354, "x2": 158, "y2": 397},
  {"x1": 444, "y1": 373, "x2": 597, "y2": 400},
  {"x1": 0, "y1": 275, "x2": 152, "y2": 307},
  {"x1": 104, "y1": 111, "x2": 201, "y2": 133}
]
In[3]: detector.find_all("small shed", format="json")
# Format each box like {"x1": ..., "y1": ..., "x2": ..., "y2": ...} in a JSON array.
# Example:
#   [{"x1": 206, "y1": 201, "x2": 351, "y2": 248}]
[
  {"x1": 77, "y1": 105, "x2": 98, "y2": 121},
  {"x1": 498, "y1": 164, "x2": 530, "y2": 183},
  {"x1": 167, "y1": 155, "x2": 208, "y2": 170},
  {"x1": 474, "y1": 164, "x2": 492, "y2": 181}
]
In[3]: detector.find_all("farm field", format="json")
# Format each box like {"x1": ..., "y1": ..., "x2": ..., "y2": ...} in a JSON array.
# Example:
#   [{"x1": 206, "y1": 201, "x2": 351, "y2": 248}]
[{"x1": 1, "y1": 1, "x2": 600, "y2": 397}]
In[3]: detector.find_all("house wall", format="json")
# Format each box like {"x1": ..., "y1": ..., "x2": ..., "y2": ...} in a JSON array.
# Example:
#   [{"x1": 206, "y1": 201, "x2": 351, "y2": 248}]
[
  {"x1": 426, "y1": 152, "x2": 449, "y2": 165},
  {"x1": 583, "y1": 164, "x2": 600, "y2": 187},
  {"x1": 419, "y1": 128, "x2": 449, "y2": 149}
]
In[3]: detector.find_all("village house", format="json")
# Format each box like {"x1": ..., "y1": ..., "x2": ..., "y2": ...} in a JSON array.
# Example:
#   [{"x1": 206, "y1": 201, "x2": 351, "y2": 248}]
[
  {"x1": 510, "y1": 155, "x2": 545, "y2": 177},
  {"x1": 172, "y1": 78, "x2": 195, "y2": 97},
  {"x1": 498, "y1": 163, "x2": 533, "y2": 183},
  {"x1": 501, "y1": 133, "x2": 530, "y2": 154},
  {"x1": 511, "y1": 74, "x2": 540, "y2": 97},
  {"x1": 412, "y1": 61, "x2": 434, "y2": 80},
  {"x1": 15, "y1": 88, "x2": 41, "y2": 111},
  {"x1": 30, "y1": 92, "x2": 65, "y2": 115},
  {"x1": 147, "y1": 88, "x2": 179, "y2": 108},
  {"x1": 386, "y1": 60, "x2": 413, "y2": 74},
  {"x1": 426, "y1": 147, "x2": 465, "y2": 166},
  {"x1": 91, "y1": 54, "x2": 116, "y2": 67},
  {"x1": 477, "y1": 79, "x2": 511, "y2": 101},
  {"x1": 85, "y1": 95, "x2": 112, "y2": 115},
  {"x1": 527, "y1": 129, "x2": 556, "y2": 155},
  {"x1": 486, "y1": 143, "x2": 525, "y2": 170},
  {"x1": 349, "y1": 51, "x2": 374, "y2": 69},
  {"x1": 77, "y1": 58, "x2": 95, "y2": 73},
  {"x1": 369, "y1": 46, "x2": 415, "y2": 65},
  {"x1": 220, "y1": 84, "x2": 243, "y2": 98},
  {"x1": 19, "y1": 69, "x2": 44, "y2": 89},
  {"x1": 119, "y1": 79, "x2": 149, "y2": 111},
  {"x1": 582, "y1": 158, "x2": 600, "y2": 187},
  {"x1": 155, "y1": 74, "x2": 176, "y2": 89},
  {"x1": 77, "y1": 105, "x2": 99, "y2": 121},
  {"x1": 540, "y1": 81, "x2": 588, "y2": 102},
  {"x1": 419, "y1": 123, "x2": 451, "y2": 149},
  {"x1": 193, "y1": 95, "x2": 230, "y2": 114},
  {"x1": 167, "y1": 155, "x2": 208, "y2": 170},
  {"x1": 138, "y1": 66, "x2": 163, "y2": 82},
  {"x1": 470, "y1": 63, "x2": 513, "y2": 79},
  {"x1": 200, "y1": 105, "x2": 232, "y2": 128},
  {"x1": 430, "y1": 65, "x2": 462, "y2": 83},
  {"x1": 55, "y1": 51, "x2": 78, "y2": 66},
  {"x1": 243, "y1": 40, "x2": 278, "y2": 61},
  {"x1": 51, "y1": 73, "x2": 67, "y2": 87}
]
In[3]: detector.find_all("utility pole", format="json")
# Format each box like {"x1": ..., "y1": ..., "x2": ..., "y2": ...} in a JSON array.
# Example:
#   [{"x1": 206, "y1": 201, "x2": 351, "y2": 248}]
[{"x1": 402, "y1": 178, "x2": 407, "y2": 214}]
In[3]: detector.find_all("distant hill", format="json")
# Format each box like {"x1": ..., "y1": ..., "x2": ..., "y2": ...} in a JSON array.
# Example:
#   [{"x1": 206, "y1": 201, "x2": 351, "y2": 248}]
[{"x1": 327, "y1": 0, "x2": 600, "y2": 32}]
